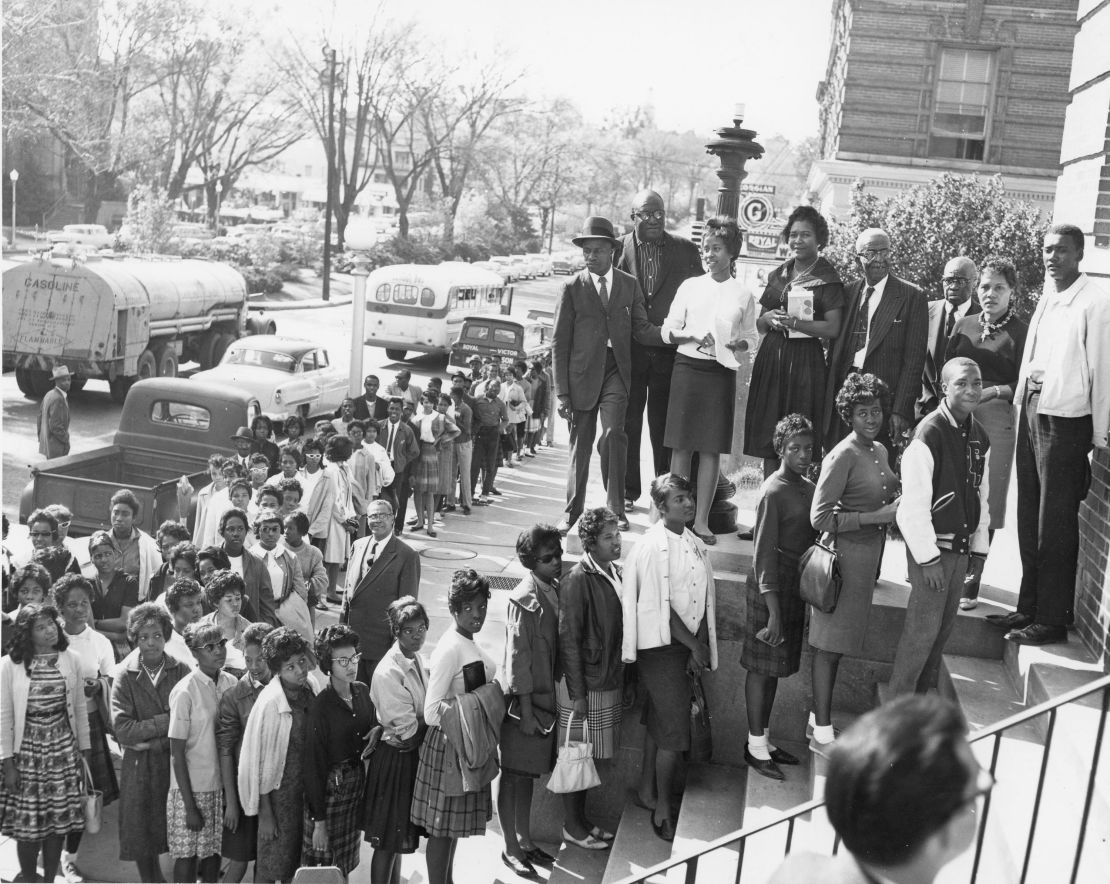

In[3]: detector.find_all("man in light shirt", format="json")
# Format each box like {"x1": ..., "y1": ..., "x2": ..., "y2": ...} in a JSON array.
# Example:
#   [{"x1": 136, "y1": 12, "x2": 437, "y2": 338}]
[{"x1": 989, "y1": 224, "x2": 1110, "y2": 646}]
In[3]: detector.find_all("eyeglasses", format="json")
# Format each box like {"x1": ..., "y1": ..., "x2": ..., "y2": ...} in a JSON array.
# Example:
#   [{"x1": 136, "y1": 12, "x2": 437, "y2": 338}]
[
  {"x1": 537, "y1": 550, "x2": 563, "y2": 564},
  {"x1": 333, "y1": 652, "x2": 363, "y2": 668},
  {"x1": 857, "y1": 248, "x2": 890, "y2": 260},
  {"x1": 634, "y1": 210, "x2": 665, "y2": 221},
  {"x1": 198, "y1": 638, "x2": 229, "y2": 654},
  {"x1": 943, "y1": 276, "x2": 973, "y2": 286},
  {"x1": 29, "y1": 530, "x2": 55, "y2": 538}
]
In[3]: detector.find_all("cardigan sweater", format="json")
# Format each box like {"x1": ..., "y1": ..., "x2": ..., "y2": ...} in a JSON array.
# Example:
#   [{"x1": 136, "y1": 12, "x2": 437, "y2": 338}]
[{"x1": 1, "y1": 650, "x2": 91, "y2": 757}]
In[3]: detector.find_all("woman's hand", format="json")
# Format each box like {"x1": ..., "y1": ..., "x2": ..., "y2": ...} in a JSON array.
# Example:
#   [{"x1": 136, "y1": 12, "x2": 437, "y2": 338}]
[
  {"x1": 571, "y1": 697, "x2": 588, "y2": 718},
  {"x1": 765, "y1": 309, "x2": 790, "y2": 331},
  {"x1": 725, "y1": 337, "x2": 749, "y2": 353},
  {"x1": 519, "y1": 710, "x2": 540, "y2": 737},
  {"x1": 185, "y1": 805, "x2": 204, "y2": 832},
  {"x1": 866, "y1": 499, "x2": 900, "y2": 525},
  {"x1": 3, "y1": 759, "x2": 19, "y2": 792},
  {"x1": 84, "y1": 679, "x2": 100, "y2": 698},
  {"x1": 687, "y1": 641, "x2": 711, "y2": 673},
  {"x1": 761, "y1": 612, "x2": 783, "y2": 647},
  {"x1": 223, "y1": 796, "x2": 240, "y2": 832},
  {"x1": 128, "y1": 741, "x2": 151, "y2": 752},
  {"x1": 312, "y1": 820, "x2": 329, "y2": 853},
  {"x1": 259, "y1": 807, "x2": 277, "y2": 841}
]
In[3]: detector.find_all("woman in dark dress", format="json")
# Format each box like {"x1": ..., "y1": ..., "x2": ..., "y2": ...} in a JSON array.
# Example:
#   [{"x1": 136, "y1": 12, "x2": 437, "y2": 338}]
[
  {"x1": 88, "y1": 530, "x2": 140, "y2": 659},
  {"x1": 110, "y1": 603, "x2": 190, "y2": 882},
  {"x1": 302, "y1": 624, "x2": 373, "y2": 880},
  {"x1": 945, "y1": 256, "x2": 1028, "y2": 608},
  {"x1": 741, "y1": 415, "x2": 818, "y2": 782},
  {"x1": 744, "y1": 206, "x2": 846, "y2": 476}
]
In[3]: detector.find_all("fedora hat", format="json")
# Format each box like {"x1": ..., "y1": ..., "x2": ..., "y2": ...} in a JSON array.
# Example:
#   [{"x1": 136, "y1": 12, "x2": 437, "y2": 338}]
[
  {"x1": 51, "y1": 365, "x2": 72, "y2": 380},
  {"x1": 230, "y1": 426, "x2": 254, "y2": 443},
  {"x1": 572, "y1": 216, "x2": 619, "y2": 247}
]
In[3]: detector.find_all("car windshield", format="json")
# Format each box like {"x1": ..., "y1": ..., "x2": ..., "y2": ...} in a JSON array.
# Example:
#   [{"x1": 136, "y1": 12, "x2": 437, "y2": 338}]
[{"x1": 223, "y1": 348, "x2": 298, "y2": 372}]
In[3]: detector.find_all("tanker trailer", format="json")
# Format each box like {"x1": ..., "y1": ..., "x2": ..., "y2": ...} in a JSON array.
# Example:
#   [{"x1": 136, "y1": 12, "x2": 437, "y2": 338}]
[{"x1": 2, "y1": 254, "x2": 276, "y2": 401}]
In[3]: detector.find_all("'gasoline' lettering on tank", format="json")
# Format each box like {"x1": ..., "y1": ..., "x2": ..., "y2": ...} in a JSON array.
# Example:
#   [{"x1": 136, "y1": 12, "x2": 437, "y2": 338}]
[{"x1": 23, "y1": 277, "x2": 81, "y2": 293}]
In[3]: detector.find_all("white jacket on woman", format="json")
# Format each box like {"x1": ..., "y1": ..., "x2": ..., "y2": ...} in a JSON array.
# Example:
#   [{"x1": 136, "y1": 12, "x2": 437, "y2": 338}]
[{"x1": 1, "y1": 650, "x2": 91, "y2": 757}]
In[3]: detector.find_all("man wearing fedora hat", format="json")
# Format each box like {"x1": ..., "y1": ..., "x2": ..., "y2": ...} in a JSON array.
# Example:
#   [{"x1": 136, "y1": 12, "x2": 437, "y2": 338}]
[
  {"x1": 38, "y1": 365, "x2": 72, "y2": 458},
  {"x1": 229, "y1": 426, "x2": 256, "y2": 469},
  {"x1": 553, "y1": 216, "x2": 664, "y2": 532}
]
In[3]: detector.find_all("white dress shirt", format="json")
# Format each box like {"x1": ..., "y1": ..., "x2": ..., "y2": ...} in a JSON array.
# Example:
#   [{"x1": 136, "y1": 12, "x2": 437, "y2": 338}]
[
  {"x1": 662, "y1": 273, "x2": 757, "y2": 369},
  {"x1": 666, "y1": 529, "x2": 708, "y2": 636},
  {"x1": 853, "y1": 274, "x2": 889, "y2": 369}
]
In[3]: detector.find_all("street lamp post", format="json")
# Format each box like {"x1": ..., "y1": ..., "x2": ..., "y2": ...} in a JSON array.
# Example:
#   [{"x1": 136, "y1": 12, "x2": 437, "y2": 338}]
[
  {"x1": 9, "y1": 169, "x2": 19, "y2": 247},
  {"x1": 345, "y1": 220, "x2": 377, "y2": 394},
  {"x1": 215, "y1": 181, "x2": 224, "y2": 232}
]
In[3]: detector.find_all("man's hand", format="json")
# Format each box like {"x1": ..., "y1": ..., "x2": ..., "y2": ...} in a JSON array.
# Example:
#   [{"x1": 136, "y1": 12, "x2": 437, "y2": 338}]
[
  {"x1": 921, "y1": 561, "x2": 946, "y2": 592},
  {"x1": 558, "y1": 396, "x2": 575, "y2": 427},
  {"x1": 889, "y1": 413, "x2": 910, "y2": 445}
]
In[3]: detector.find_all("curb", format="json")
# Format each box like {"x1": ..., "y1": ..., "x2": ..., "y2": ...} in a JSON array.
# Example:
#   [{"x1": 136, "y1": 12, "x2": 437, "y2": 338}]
[{"x1": 248, "y1": 295, "x2": 353, "y2": 311}]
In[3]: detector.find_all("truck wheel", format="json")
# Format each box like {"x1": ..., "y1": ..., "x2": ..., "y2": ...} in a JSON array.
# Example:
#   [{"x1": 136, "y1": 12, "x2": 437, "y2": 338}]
[
  {"x1": 15, "y1": 368, "x2": 35, "y2": 398},
  {"x1": 109, "y1": 377, "x2": 132, "y2": 404},
  {"x1": 69, "y1": 376, "x2": 87, "y2": 393},
  {"x1": 153, "y1": 345, "x2": 178, "y2": 377},
  {"x1": 16, "y1": 368, "x2": 52, "y2": 399},
  {"x1": 298, "y1": 403, "x2": 311, "y2": 421},
  {"x1": 136, "y1": 349, "x2": 157, "y2": 381},
  {"x1": 246, "y1": 316, "x2": 277, "y2": 336},
  {"x1": 212, "y1": 333, "x2": 236, "y2": 366},
  {"x1": 385, "y1": 349, "x2": 407, "y2": 361},
  {"x1": 197, "y1": 331, "x2": 219, "y2": 370}
]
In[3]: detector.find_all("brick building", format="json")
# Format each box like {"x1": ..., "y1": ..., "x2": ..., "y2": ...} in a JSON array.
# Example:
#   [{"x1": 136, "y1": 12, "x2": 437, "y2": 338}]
[{"x1": 807, "y1": 0, "x2": 1079, "y2": 217}]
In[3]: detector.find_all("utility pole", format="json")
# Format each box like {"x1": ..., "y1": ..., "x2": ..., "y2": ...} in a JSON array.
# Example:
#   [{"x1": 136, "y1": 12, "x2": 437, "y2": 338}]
[{"x1": 322, "y1": 46, "x2": 338, "y2": 302}]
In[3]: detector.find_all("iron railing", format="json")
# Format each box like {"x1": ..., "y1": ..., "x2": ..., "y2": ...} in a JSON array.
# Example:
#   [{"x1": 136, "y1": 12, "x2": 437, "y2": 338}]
[{"x1": 614, "y1": 671, "x2": 1110, "y2": 884}]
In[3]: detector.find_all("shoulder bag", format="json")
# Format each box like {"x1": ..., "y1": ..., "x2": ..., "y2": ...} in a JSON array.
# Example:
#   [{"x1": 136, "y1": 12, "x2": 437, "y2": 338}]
[{"x1": 80, "y1": 756, "x2": 103, "y2": 834}]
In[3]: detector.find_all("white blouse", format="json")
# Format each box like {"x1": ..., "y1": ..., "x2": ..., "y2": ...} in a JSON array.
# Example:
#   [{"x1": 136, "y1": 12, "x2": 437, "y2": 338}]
[{"x1": 662, "y1": 273, "x2": 758, "y2": 369}]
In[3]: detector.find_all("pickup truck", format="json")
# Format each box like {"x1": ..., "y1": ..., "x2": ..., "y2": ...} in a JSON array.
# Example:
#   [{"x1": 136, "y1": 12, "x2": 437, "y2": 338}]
[{"x1": 20, "y1": 378, "x2": 262, "y2": 536}]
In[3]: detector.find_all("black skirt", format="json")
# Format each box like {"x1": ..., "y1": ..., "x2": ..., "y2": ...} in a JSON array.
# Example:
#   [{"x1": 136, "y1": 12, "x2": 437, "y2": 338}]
[
  {"x1": 663, "y1": 354, "x2": 737, "y2": 454},
  {"x1": 363, "y1": 740, "x2": 426, "y2": 853}
]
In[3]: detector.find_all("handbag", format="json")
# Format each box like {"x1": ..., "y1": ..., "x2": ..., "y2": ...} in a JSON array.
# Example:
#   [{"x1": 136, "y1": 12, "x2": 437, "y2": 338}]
[
  {"x1": 688, "y1": 674, "x2": 713, "y2": 764},
  {"x1": 79, "y1": 756, "x2": 103, "y2": 834},
  {"x1": 798, "y1": 522, "x2": 841, "y2": 614},
  {"x1": 546, "y1": 713, "x2": 601, "y2": 794}
]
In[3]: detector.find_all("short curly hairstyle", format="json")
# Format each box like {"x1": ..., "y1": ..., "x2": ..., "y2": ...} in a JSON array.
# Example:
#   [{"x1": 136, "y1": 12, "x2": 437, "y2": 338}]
[
  {"x1": 702, "y1": 215, "x2": 743, "y2": 259},
  {"x1": 126, "y1": 602, "x2": 174, "y2": 643},
  {"x1": 11, "y1": 563, "x2": 51, "y2": 601},
  {"x1": 228, "y1": 480, "x2": 253, "y2": 504},
  {"x1": 243, "y1": 622, "x2": 274, "y2": 649},
  {"x1": 8, "y1": 604, "x2": 68, "y2": 673},
  {"x1": 388, "y1": 596, "x2": 429, "y2": 637},
  {"x1": 255, "y1": 484, "x2": 283, "y2": 508},
  {"x1": 978, "y1": 255, "x2": 1018, "y2": 294},
  {"x1": 649, "y1": 473, "x2": 694, "y2": 511},
  {"x1": 88, "y1": 530, "x2": 114, "y2": 554},
  {"x1": 447, "y1": 569, "x2": 491, "y2": 614},
  {"x1": 26, "y1": 509, "x2": 59, "y2": 540},
  {"x1": 165, "y1": 577, "x2": 204, "y2": 614},
  {"x1": 314, "y1": 624, "x2": 360, "y2": 674},
  {"x1": 261, "y1": 626, "x2": 312, "y2": 675},
  {"x1": 182, "y1": 620, "x2": 223, "y2": 650},
  {"x1": 51, "y1": 573, "x2": 94, "y2": 609},
  {"x1": 252, "y1": 414, "x2": 275, "y2": 436},
  {"x1": 302, "y1": 438, "x2": 324, "y2": 457},
  {"x1": 516, "y1": 524, "x2": 563, "y2": 571},
  {"x1": 278, "y1": 445, "x2": 304, "y2": 470},
  {"x1": 204, "y1": 569, "x2": 245, "y2": 609},
  {"x1": 168, "y1": 542, "x2": 199, "y2": 574},
  {"x1": 835, "y1": 372, "x2": 891, "y2": 427},
  {"x1": 156, "y1": 520, "x2": 191, "y2": 546},
  {"x1": 324, "y1": 434, "x2": 353, "y2": 464},
  {"x1": 219, "y1": 508, "x2": 250, "y2": 534},
  {"x1": 781, "y1": 205, "x2": 830, "y2": 250},
  {"x1": 110, "y1": 488, "x2": 142, "y2": 518},
  {"x1": 196, "y1": 545, "x2": 229, "y2": 572},
  {"x1": 577, "y1": 507, "x2": 618, "y2": 552},
  {"x1": 284, "y1": 415, "x2": 306, "y2": 437},
  {"x1": 277, "y1": 477, "x2": 303, "y2": 501},
  {"x1": 772, "y1": 413, "x2": 816, "y2": 456}
]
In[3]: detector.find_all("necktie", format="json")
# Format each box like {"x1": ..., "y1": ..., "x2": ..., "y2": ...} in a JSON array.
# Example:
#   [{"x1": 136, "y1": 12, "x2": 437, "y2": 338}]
[
  {"x1": 386, "y1": 423, "x2": 396, "y2": 460},
  {"x1": 853, "y1": 286, "x2": 875, "y2": 355},
  {"x1": 943, "y1": 306, "x2": 956, "y2": 341},
  {"x1": 597, "y1": 275, "x2": 609, "y2": 311},
  {"x1": 365, "y1": 541, "x2": 378, "y2": 573}
]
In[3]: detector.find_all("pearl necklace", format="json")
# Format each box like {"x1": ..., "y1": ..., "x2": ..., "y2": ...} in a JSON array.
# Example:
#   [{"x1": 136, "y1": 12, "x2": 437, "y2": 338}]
[
  {"x1": 790, "y1": 255, "x2": 821, "y2": 284},
  {"x1": 141, "y1": 659, "x2": 164, "y2": 683},
  {"x1": 978, "y1": 307, "x2": 1013, "y2": 342}
]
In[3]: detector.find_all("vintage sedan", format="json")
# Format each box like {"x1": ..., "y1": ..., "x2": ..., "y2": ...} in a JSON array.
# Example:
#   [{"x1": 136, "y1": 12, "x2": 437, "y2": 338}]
[{"x1": 190, "y1": 335, "x2": 349, "y2": 420}]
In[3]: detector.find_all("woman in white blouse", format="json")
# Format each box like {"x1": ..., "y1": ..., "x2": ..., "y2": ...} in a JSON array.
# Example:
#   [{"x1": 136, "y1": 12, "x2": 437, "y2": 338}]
[{"x1": 661, "y1": 216, "x2": 758, "y2": 544}]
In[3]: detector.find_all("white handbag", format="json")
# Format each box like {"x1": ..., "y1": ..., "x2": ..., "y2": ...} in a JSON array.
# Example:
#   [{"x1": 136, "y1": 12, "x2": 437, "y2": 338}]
[
  {"x1": 546, "y1": 713, "x2": 601, "y2": 794},
  {"x1": 80, "y1": 757, "x2": 103, "y2": 834}
]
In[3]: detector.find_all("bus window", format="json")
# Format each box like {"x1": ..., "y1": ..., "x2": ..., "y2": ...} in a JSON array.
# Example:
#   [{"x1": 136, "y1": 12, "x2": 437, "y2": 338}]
[
  {"x1": 393, "y1": 285, "x2": 418, "y2": 306},
  {"x1": 421, "y1": 287, "x2": 435, "y2": 307},
  {"x1": 375, "y1": 283, "x2": 391, "y2": 302}
]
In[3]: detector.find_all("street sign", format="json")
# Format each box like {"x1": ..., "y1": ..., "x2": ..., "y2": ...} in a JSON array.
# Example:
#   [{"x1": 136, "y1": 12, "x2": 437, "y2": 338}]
[
  {"x1": 745, "y1": 223, "x2": 783, "y2": 256},
  {"x1": 739, "y1": 195, "x2": 775, "y2": 227},
  {"x1": 740, "y1": 182, "x2": 776, "y2": 195}
]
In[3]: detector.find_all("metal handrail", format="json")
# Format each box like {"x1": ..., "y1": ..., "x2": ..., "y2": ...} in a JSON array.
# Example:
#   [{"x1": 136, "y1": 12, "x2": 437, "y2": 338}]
[{"x1": 614, "y1": 671, "x2": 1110, "y2": 884}]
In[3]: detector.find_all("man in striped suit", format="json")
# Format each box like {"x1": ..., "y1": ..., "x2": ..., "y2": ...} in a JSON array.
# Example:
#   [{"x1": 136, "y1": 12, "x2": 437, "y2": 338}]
[{"x1": 824, "y1": 228, "x2": 929, "y2": 457}]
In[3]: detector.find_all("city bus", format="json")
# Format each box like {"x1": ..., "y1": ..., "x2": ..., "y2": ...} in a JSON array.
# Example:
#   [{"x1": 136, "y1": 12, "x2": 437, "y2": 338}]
[{"x1": 364, "y1": 263, "x2": 512, "y2": 361}]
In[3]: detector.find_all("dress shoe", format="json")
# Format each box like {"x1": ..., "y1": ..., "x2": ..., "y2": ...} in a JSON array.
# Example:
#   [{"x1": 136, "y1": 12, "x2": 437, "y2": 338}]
[
  {"x1": 985, "y1": 611, "x2": 1031, "y2": 630},
  {"x1": 625, "y1": 498, "x2": 636, "y2": 512},
  {"x1": 561, "y1": 827, "x2": 608, "y2": 850},
  {"x1": 745, "y1": 747, "x2": 785, "y2": 781},
  {"x1": 1005, "y1": 623, "x2": 1067, "y2": 645},
  {"x1": 426, "y1": 528, "x2": 437, "y2": 538},
  {"x1": 616, "y1": 515, "x2": 630, "y2": 531},
  {"x1": 959, "y1": 598, "x2": 978, "y2": 611},
  {"x1": 808, "y1": 734, "x2": 836, "y2": 759},
  {"x1": 490, "y1": 487, "x2": 503, "y2": 496},
  {"x1": 770, "y1": 746, "x2": 800, "y2": 766},
  {"x1": 590, "y1": 825, "x2": 614, "y2": 842},
  {"x1": 695, "y1": 530, "x2": 717, "y2": 546},
  {"x1": 60, "y1": 854, "x2": 83, "y2": 884},
  {"x1": 651, "y1": 813, "x2": 676, "y2": 842},
  {"x1": 522, "y1": 845, "x2": 556, "y2": 866},
  {"x1": 737, "y1": 529, "x2": 754, "y2": 541},
  {"x1": 461, "y1": 506, "x2": 471, "y2": 515},
  {"x1": 501, "y1": 851, "x2": 538, "y2": 878}
]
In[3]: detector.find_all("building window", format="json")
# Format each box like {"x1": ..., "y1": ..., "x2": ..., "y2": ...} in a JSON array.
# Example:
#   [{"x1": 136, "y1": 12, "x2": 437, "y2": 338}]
[{"x1": 929, "y1": 48, "x2": 994, "y2": 161}]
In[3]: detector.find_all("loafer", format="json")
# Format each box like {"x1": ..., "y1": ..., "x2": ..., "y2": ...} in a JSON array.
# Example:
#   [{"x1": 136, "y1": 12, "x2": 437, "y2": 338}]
[
  {"x1": 745, "y1": 747, "x2": 785, "y2": 781},
  {"x1": 561, "y1": 827, "x2": 608, "y2": 850},
  {"x1": 986, "y1": 611, "x2": 1032, "y2": 630},
  {"x1": 426, "y1": 529, "x2": 437, "y2": 538},
  {"x1": 490, "y1": 488, "x2": 503, "y2": 496},
  {"x1": 616, "y1": 515, "x2": 631, "y2": 531},
  {"x1": 770, "y1": 746, "x2": 800, "y2": 766},
  {"x1": 522, "y1": 845, "x2": 556, "y2": 866},
  {"x1": 737, "y1": 529, "x2": 754, "y2": 540},
  {"x1": 501, "y1": 851, "x2": 538, "y2": 878},
  {"x1": 651, "y1": 814, "x2": 676, "y2": 842},
  {"x1": 461, "y1": 506, "x2": 472, "y2": 515},
  {"x1": 1005, "y1": 623, "x2": 1067, "y2": 645},
  {"x1": 590, "y1": 825, "x2": 615, "y2": 842},
  {"x1": 959, "y1": 598, "x2": 978, "y2": 611}
]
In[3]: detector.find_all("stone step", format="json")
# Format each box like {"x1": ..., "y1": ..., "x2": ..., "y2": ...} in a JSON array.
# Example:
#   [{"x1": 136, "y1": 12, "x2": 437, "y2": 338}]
[
  {"x1": 548, "y1": 838, "x2": 612, "y2": 884},
  {"x1": 600, "y1": 792, "x2": 673, "y2": 884},
  {"x1": 664, "y1": 763, "x2": 749, "y2": 883}
]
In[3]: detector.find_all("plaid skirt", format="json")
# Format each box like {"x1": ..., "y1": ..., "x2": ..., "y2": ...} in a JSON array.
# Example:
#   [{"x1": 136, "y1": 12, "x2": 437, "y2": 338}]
[
  {"x1": 410, "y1": 726, "x2": 492, "y2": 838},
  {"x1": 301, "y1": 759, "x2": 366, "y2": 874},
  {"x1": 555, "y1": 679, "x2": 622, "y2": 760},
  {"x1": 0, "y1": 708, "x2": 85, "y2": 841},
  {"x1": 740, "y1": 561, "x2": 807, "y2": 677},
  {"x1": 87, "y1": 705, "x2": 120, "y2": 806},
  {"x1": 413, "y1": 442, "x2": 440, "y2": 493},
  {"x1": 436, "y1": 443, "x2": 458, "y2": 495},
  {"x1": 167, "y1": 789, "x2": 223, "y2": 859},
  {"x1": 364, "y1": 740, "x2": 426, "y2": 853}
]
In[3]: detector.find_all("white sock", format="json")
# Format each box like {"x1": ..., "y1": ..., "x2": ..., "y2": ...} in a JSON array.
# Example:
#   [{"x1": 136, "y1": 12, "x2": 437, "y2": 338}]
[
  {"x1": 813, "y1": 724, "x2": 836, "y2": 744},
  {"x1": 808, "y1": 711, "x2": 817, "y2": 731},
  {"x1": 748, "y1": 733, "x2": 771, "y2": 761}
]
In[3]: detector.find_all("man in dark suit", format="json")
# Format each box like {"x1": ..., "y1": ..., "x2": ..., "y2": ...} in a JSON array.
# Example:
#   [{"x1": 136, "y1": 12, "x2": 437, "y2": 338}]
[
  {"x1": 344, "y1": 374, "x2": 391, "y2": 422},
  {"x1": 553, "y1": 216, "x2": 664, "y2": 532},
  {"x1": 825, "y1": 228, "x2": 929, "y2": 455},
  {"x1": 38, "y1": 365, "x2": 72, "y2": 458},
  {"x1": 378, "y1": 398, "x2": 420, "y2": 534},
  {"x1": 615, "y1": 190, "x2": 704, "y2": 508},
  {"x1": 342, "y1": 498, "x2": 421, "y2": 684},
  {"x1": 917, "y1": 256, "x2": 981, "y2": 421}
]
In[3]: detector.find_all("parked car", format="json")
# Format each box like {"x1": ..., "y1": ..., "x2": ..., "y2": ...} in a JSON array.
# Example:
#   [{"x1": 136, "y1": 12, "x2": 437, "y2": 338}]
[
  {"x1": 488, "y1": 256, "x2": 519, "y2": 282},
  {"x1": 528, "y1": 254, "x2": 553, "y2": 277},
  {"x1": 190, "y1": 335, "x2": 348, "y2": 420},
  {"x1": 473, "y1": 260, "x2": 512, "y2": 284},
  {"x1": 447, "y1": 314, "x2": 553, "y2": 372},
  {"x1": 44, "y1": 224, "x2": 115, "y2": 249}
]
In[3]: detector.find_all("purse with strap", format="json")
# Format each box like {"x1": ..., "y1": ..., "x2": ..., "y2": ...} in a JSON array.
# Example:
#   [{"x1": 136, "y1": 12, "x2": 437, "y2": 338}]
[
  {"x1": 688, "y1": 673, "x2": 713, "y2": 764},
  {"x1": 798, "y1": 519, "x2": 841, "y2": 614},
  {"x1": 546, "y1": 713, "x2": 601, "y2": 794},
  {"x1": 80, "y1": 756, "x2": 103, "y2": 834}
]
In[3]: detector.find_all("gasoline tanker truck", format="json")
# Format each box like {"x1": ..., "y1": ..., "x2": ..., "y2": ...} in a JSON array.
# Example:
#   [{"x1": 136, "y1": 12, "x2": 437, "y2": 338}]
[{"x1": 2, "y1": 253, "x2": 276, "y2": 401}]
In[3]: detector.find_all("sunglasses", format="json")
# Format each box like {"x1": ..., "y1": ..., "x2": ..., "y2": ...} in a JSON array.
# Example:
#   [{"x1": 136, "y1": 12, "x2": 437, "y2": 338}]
[
  {"x1": 197, "y1": 638, "x2": 229, "y2": 654},
  {"x1": 333, "y1": 652, "x2": 363, "y2": 668}
]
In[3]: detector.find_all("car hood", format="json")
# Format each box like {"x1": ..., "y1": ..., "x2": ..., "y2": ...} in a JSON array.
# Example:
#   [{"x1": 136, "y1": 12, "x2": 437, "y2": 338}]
[{"x1": 191, "y1": 364, "x2": 294, "y2": 389}]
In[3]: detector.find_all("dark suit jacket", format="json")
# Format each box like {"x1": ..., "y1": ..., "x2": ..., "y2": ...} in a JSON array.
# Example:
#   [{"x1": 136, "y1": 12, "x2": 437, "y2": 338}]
[
  {"x1": 917, "y1": 298, "x2": 982, "y2": 420},
  {"x1": 341, "y1": 395, "x2": 390, "y2": 422},
  {"x1": 552, "y1": 268, "x2": 664, "y2": 411},
  {"x1": 614, "y1": 231, "x2": 704, "y2": 332},
  {"x1": 223, "y1": 543, "x2": 279, "y2": 626},
  {"x1": 38, "y1": 386, "x2": 70, "y2": 458},
  {"x1": 343, "y1": 534, "x2": 421, "y2": 662},
  {"x1": 825, "y1": 274, "x2": 929, "y2": 446},
  {"x1": 377, "y1": 418, "x2": 420, "y2": 474}
]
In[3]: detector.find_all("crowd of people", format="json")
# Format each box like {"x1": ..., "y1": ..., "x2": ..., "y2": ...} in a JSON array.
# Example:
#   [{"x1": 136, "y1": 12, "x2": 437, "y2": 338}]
[{"x1": 3, "y1": 187, "x2": 1108, "y2": 884}]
